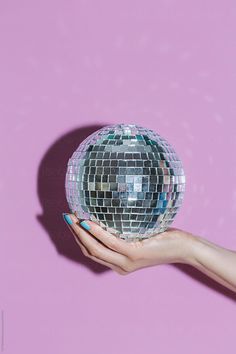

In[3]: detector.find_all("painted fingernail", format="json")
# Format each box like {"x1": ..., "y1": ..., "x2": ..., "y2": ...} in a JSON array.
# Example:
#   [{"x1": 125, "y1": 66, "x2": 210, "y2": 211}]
[
  {"x1": 62, "y1": 213, "x2": 73, "y2": 225},
  {"x1": 80, "y1": 220, "x2": 91, "y2": 231}
]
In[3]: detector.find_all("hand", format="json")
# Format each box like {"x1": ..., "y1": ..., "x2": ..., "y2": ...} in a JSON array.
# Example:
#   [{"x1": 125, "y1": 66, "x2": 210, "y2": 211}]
[{"x1": 63, "y1": 213, "x2": 196, "y2": 275}]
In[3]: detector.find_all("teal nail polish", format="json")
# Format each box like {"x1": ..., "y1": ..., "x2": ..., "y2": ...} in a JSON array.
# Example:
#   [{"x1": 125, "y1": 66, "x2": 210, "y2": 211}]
[
  {"x1": 63, "y1": 213, "x2": 73, "y2": 225},
  {"x1": 80, "y1": 220, "x2": 91, "y2": 231}
]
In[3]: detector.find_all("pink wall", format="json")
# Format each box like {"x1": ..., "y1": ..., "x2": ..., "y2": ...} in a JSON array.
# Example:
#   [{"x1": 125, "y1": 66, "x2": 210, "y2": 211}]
[{"x1": 1, "y1": 1, "x2": 236, "y2": 353}]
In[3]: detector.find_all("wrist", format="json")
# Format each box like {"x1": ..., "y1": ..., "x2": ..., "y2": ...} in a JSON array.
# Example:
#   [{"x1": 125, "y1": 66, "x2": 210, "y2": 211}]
[
  {"x1": 172, "y1": 230, "x2": 204, "y2": 266},
  {"x1": 160, "y1": 229, "x2": 201, "y2": 265}
]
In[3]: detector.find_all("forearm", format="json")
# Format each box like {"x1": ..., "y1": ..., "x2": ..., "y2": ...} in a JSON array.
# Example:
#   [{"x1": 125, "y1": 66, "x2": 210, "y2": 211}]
[{"x1": 185, "y1": 234, "x2": 236, "y2": 293}]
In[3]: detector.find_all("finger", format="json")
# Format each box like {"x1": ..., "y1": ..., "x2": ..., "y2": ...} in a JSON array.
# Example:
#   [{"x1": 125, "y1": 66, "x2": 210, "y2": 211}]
[
  {"x1": 72, "y1": 215, "x2": 132, "y2": 257},
  {"x1": 63, "y1": 215, "x2": 91, "y2": 254},
  {"x1": 65, "y1": 214, "x2": 130, "y2": 270},
  {"x1": 71, "y1": 229, "x2": 128, "y2": 274},
  {"x1": 73, "y1": 234, "x2": 128, "y2": 275},
  {"x1": 63, "y1": 214, "x2": 128, "y2": 274}
]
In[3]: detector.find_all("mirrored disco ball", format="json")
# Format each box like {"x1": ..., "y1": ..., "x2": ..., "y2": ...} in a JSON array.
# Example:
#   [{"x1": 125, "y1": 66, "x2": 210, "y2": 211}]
[{"x1": 65, "y1": 124, "x2": 186, "y2": 241}]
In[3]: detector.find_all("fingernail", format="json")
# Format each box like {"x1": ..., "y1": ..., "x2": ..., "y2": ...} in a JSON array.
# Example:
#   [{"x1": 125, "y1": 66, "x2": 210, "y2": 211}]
[
  {"x1": 62, "y1": 213, "x2": 73, "y2": 225},
  {"x1": 80, "y1": 220, "x2": 91, "y2": 231}
]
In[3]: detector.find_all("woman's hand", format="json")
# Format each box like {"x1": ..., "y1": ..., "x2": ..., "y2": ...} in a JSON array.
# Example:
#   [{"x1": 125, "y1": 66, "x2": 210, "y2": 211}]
[
  {"x1": 62, "y1": 213, "x2": 196, "y2": 275},
  {"x1": 63, "y1": 213, "x2": 236, "y2": 292}
]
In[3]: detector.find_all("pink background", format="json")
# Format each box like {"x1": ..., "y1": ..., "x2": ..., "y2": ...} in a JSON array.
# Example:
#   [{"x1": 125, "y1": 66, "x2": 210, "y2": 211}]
[{"x1": 1, "y1": 1, "x2": 236, "y2": 353}]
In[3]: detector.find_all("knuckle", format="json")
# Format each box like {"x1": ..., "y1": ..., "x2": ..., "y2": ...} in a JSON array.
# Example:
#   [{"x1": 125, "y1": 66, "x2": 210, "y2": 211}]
[
  {"x1": 80, "y1": 247, "x2": 87, "y2": 256},
  {"x1": 128, "y1": 252, "x2": 138, "y2": 262},
  {"x1": 123, "y1": 262, "x2": 134, "y2": 273},
  {"x1": 89, "y1": 249, "x2": 97, "y2": 258},
  {"x1": 92, "y1": 223, "x2": 102, "y2": 234},
  {"x1": 82, "y1": 248, "x2": 89, "y2": 257},
  {"x1": 108, "y1": 238, "x2": 118, "y2": 250},
  {"x1": 115, "y1": 269, "x2": 129, "y2": 276},
  {"x1": 90, "y1": 247, "x2": 102, "y2": 258}
]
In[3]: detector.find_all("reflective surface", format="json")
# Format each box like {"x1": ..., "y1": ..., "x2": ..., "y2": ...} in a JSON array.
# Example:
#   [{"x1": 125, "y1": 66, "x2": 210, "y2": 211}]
[{"x1": 65, "y1": 124, "x2": 186, "y2": 241}]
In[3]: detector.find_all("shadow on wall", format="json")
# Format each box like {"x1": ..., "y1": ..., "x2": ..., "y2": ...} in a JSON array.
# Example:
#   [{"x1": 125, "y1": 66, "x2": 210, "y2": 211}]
[
  {"x1": 174, "y1": 264, "x2": 236, "y2": 302},
  {"x1": 37, "y1": 125, "x2": 236, "y2": 302},
  {"x1": 37, "y1": 124, "x2": 108, "y2": 274}
]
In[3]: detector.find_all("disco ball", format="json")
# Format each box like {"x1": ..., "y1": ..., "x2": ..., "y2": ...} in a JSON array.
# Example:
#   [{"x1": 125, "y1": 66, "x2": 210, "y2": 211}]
[{"x1": 65, "y1": 124, "x2": 186, "y2": 241}]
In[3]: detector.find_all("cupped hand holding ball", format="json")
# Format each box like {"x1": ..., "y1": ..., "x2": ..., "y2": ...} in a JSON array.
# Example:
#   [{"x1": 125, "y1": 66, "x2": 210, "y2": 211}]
[
  {"x1": 63, "y1": 213, "x2": 195, "y2": 275},
  {"x1": 62, "y1": 213, "x2": 236, "y2": 293},
  {"x1": 63, "y1": 214, "x2": 236, "y2": 292}
]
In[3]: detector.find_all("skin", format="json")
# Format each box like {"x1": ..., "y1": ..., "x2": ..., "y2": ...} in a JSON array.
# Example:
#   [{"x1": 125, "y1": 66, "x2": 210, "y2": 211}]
[{"x1": 64, "y1": 214, "x2": 236, "y2": 293}]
